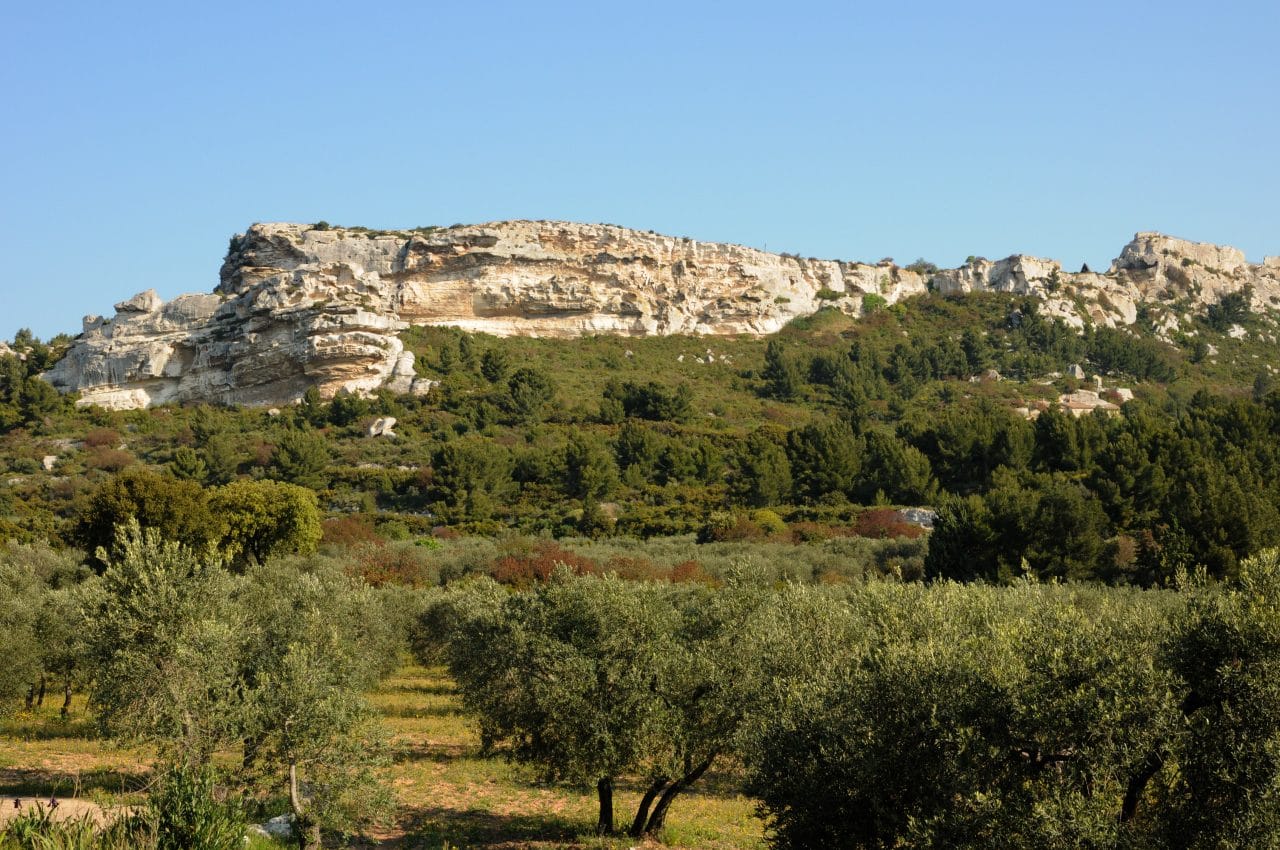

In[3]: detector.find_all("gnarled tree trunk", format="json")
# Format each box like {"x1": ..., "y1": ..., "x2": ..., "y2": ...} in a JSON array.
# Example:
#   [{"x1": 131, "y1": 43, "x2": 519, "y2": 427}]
[
  {"x1": 643, "y1": 756, "x2": 715, "y2": 834},
  {"x1": 629, "y1": 777, "x2": 670, "y2": 836},
  {"x1": 289, "y1": 761, "x2": 322, "y2": 850},
  {"x1": 596, "y1": 776, "x2": 614, "y2": 834}
]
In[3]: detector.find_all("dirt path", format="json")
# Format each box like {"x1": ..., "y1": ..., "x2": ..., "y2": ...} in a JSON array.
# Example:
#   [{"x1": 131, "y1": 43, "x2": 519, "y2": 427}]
[{"x1": 0, "y1": 797, "x2": 132, "y2": 828}]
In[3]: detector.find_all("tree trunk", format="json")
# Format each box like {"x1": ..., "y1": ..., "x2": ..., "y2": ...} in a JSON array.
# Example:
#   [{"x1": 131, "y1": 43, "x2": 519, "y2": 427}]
[
  {"x1": 596, "y1": 776, "x2": 614, "y2": 834},
  {"x1": 643, "y1": 756, "x2": 715, "y2": 835},
  {"x1": 1121, "y1": 748, "x2": 1166, "y2": 823},
  {"x1": 300, "y1": 820, "x2": 321, "y2": 850},
  {"x1": 629, "y1": 778, "x2": 669, "y2": 837},
  {"x1": 243, "y1": 735, "x2": 261, "y2": 770},
  {"x1": 288, "y1": 761, "x2": 322, "y2": 850},
  {"x1": 35, "y1": 675, "x2": 46, "y2": 707},
  {"x1": 60, "y1": 677, "x2": 72, "y2": 719}
]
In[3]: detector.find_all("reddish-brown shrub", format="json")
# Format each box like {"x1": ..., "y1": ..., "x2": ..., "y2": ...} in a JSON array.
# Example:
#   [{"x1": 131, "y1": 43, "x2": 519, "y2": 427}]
[
  {"x1": 603, "y1": 555, "x2": 668, "y2": 582},
  {"x1": 84, "y1": 428, "x2": 121, "y2": 448},
  {"x1": 86, "y1": 447, "x2": 135, "y2": 472},
  {"x1": 346, "y1": 541, "x2": 435, "y2": 587},
  {"x1": 670, "y1": 559, "x2": 719, "y2": 586},
  {"x1": 853, "y1": 508, "x2": 924, "y2": 540},
  {"x1": 322, "y1": 514, "x2": 383, "y2": 547},
  {"x1": 491, "y1": 541, "x2": 599, "y2": 588}
]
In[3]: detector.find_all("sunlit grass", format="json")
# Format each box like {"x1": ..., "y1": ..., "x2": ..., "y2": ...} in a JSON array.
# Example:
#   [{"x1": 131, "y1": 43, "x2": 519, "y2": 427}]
[
  {"x1": 375, "y1": 664, "x2": 765, "y2": 849},
  {"x1": 3, "y1": 665, "x2": 764, "y2": 848}
]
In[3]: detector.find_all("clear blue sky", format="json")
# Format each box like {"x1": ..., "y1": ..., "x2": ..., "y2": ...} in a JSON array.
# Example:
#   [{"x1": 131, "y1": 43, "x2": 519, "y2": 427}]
[{"x1": 3, "y1": 0, "x2": 1277, "y2": 341}]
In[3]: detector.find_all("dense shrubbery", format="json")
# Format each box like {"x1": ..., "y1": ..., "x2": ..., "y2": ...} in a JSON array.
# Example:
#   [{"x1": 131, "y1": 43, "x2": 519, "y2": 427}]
[
  {"x1": 7, "y1": 292, "x2": 1280, "y2": 846},
  {"x1": 2, "y1": 291, "x2": 1280, "y2": 588}
]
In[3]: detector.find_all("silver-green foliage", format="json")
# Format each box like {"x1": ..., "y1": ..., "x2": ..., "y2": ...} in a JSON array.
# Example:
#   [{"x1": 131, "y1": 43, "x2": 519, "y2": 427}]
[
  {"x1": 0, "y1": 551, "x2": 42, "y2": 714},
  {"x1": 83, "y1": 522, "x2": 245, "y2": 760},
  {"x1": 742, "y1": 579, "x2": 1184, "y2": 849},
  {"x1": 80, "y1": 525, "x2": 392, "y2": 849},
  {"x1": 421, "y1": 570, "x2": 770, "y2": 836}
]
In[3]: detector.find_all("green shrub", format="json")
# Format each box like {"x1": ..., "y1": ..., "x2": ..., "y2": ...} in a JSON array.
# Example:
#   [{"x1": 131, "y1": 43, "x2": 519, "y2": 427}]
[
  {"x1": 861, "y1": 293, "x2": 887, "y2": 313},
  {"x1": 750, "y1": 508, "x2": 788, "y2": 536},
  {"x1": 149, "y1": 763, "x2": 246, "y2": 850}
]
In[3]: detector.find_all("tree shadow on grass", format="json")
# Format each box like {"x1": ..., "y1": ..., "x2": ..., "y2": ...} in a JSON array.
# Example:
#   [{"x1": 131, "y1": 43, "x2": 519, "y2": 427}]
[
  {"x1": 391, "y1": 741, "x2": 474, "y2": 765},
  {"x1": 381, "y1": 806, "x2": 585, "y2": 849},
  {"x1": 0, "y1": 766, "x2": 150, "y2": 799},
  {"x1": 0, "y1": 715, "x2": 99, "y2": 741}
]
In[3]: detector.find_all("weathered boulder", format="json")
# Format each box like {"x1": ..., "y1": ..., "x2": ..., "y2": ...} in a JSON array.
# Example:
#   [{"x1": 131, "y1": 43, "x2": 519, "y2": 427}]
[{"x1": 367, "y1": 417, "x2": 397, "y2": 438}]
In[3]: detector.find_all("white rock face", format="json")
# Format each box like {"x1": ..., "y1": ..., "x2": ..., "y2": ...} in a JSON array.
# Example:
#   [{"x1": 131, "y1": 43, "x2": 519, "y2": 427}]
[
  {"x1": 367, "y1": 417, "x2": 397, "y2": 438},
  {"x1": 928, "y1": 232, "x2": 1279, "y2": 331},
  {"x1": 41, "y1": 222, "x2": 1280, "y2": 409}
]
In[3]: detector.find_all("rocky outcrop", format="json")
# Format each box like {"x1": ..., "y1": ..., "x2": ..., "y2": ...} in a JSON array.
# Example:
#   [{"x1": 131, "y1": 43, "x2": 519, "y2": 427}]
[
  {"x1": 42, "y1": 222, "x2": 1280, "y2": 409},
  {"x1": 930, "y1": 233, "x2": 1280, "y2": 331}
]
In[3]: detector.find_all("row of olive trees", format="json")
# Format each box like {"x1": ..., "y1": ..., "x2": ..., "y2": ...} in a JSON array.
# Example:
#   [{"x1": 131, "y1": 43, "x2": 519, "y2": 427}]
[
  {"x1": 418, "y1": 554, "x2": 1280, "y2": 848},
  {"x1": 0, "y1": 526, "x2": 407, "y2": 850}
]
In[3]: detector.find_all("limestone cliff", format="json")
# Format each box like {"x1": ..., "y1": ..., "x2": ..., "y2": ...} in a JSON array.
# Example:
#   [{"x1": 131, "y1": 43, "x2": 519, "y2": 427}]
[{"x1": 42, "y1": 221, "x2": 1280, "y2": 409}]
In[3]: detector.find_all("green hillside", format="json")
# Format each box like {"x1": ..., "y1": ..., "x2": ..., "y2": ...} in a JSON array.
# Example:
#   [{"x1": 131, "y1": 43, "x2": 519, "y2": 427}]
[{"x1": 1, "y1": 290, "x2": 1279, "y2": 584}]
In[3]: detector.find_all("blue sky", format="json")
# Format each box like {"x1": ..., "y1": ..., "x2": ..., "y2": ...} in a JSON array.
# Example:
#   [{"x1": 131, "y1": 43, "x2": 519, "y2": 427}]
[{"x1": 2, "y1": 0, "x2": 1277, "y2": 341}]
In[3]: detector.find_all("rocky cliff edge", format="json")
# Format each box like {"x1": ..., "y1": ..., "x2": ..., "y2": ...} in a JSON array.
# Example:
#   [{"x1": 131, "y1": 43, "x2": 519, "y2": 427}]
[{"x1": 42, "y1": 221, "x2": 1280, "y2": 409}]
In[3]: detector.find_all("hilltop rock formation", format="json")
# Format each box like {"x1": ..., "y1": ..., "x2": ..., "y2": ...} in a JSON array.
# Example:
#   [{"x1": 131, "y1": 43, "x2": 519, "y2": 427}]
[
  {"x1": 931, "y1": 233, "x2": 1280, "y2": 331},
  {"x1": 42, "y1": 222, "x2": 1280, "y2": 409}
]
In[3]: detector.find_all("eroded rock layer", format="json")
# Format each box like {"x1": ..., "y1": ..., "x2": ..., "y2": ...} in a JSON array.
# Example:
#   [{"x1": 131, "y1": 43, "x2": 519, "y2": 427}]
[{"x1": 43, "y1": 221, "x2": 1280, "y2": 409}]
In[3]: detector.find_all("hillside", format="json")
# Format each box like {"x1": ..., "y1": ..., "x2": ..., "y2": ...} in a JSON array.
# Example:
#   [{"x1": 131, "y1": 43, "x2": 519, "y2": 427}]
[
  {"x1": 5, "y1": 281, "x2": 1280, "y2": 584},
  {"x1": 39, "y1": 221, "x2": 1280, "y2": 409}
]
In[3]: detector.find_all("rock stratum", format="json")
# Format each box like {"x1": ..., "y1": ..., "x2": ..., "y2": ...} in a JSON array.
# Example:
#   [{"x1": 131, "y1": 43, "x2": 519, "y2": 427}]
[{"x1": 43, "y1": 221, "x2": 1280, "y2": 409}]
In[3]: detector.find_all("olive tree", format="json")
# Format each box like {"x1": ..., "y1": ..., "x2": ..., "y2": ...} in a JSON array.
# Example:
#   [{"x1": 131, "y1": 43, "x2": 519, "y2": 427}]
[
  {"x1": 422, "y1": 570, "x2": 776, "y2": 837},
  {"x1": 742, "y1": 580, "x2": 1182, "y2": 849},
  {"x1": 624, "y1": 576, "x2": 772, "y2": 836},
  {"x1": 428, "y1": 572, "x2": 676, "y2": 834},
  {"x1": 0, "y1": 542, "x2": 89, "y2": 714},
  {"x1": 1157, "y1": 549, "x2": 1280, "y2": 848},
  {"x1": 82, "y1": 522, "x2": 246, "y2": 763},
  {"x1": 236, "y1": 557, "x2": 394, "y2": 850},
  {"x1": 0, "y1": 553, "x2": 42, "y2": 715}
]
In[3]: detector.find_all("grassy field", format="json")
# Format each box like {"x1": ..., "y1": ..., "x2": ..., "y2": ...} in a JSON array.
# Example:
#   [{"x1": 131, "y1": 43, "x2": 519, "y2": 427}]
[
  {"x1": 0, "y1": 667, "x2": 765, "y2": 850},
  {"x1": 0, "y1": 693, "x2": 148, "y2": 805},
  {"x1": 369, "y1": 665, "x2": 764, "y2": 849}
]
